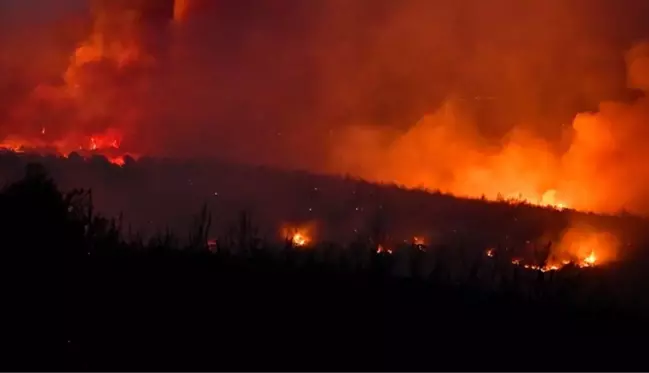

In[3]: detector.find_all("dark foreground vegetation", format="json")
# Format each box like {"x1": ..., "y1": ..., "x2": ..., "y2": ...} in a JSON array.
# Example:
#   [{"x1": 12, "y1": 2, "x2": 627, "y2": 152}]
[
  {"x1": 2, "y1": 151, "x2": 647, "y2": 247},
  {"x1": 2, "y1": 162, "x2": 649, "y2": 371}
]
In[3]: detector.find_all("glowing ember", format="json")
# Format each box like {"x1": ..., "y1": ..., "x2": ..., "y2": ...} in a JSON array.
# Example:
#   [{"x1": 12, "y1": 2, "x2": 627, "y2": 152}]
[
  {"x1": 377, "y1": 244, "x2": 393, "y2": 254},
  {"x1": 486, "y1": 248, "x2": 494, "y2": 257},
  {"x1": 501, "y1": 249, "x2": 601, "y2": 272}
]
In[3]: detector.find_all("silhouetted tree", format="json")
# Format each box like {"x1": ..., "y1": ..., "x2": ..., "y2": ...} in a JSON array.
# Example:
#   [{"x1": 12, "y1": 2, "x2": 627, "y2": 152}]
[{"x1": 0, "y1": 163, "x2": 85, "y2": 259}]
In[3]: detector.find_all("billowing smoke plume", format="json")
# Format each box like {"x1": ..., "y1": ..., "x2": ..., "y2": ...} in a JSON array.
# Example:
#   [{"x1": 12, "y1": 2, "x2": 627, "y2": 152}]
[
  {"x1": 0, "y1": 0, "x2": 165, "y2": 160},
  {"x1": 326, "y1": 40, "x2": 649, "y2": 215},
  {"x1": 3, "y1": 0, "x2": 649, "y2": 213}
]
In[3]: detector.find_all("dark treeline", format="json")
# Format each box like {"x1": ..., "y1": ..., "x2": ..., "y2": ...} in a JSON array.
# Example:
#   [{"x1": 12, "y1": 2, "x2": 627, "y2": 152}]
[
  {"x1": 1, "y1": 162, "x2": 649, "y2": 370},
  {"x1": 1, "y1": 151, "x2": 648, "y2": 249}
]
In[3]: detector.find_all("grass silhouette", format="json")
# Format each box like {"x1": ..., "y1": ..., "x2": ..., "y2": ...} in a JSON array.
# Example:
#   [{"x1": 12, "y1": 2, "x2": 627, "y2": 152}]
[{"x1": 0, "y1": 162, "x2": 647, "y2": 370}]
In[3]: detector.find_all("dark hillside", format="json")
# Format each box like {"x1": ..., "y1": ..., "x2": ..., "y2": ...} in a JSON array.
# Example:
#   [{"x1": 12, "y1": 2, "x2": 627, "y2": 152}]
[{"x1": 0, "y1": 162, "x2": 648, "y2": 370}]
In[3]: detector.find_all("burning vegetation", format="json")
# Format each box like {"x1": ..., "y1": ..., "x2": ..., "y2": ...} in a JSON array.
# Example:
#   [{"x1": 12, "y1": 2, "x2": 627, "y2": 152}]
[
  {"x1": 0, "y1": 0, "x2": 176, "y2": 165},
  {"x1": 320, "y1": 36, "x2": 649, "y2": 216},
  {"x1": 3, "y1": 3, "x2": 649, "y2": 369},
  {"x1": 3, "y1": 0, "x2": 649, "y2": 217},
  {"x1": 484, "y1": 225, "x2": 620, "y2": 272},
  {"x1": 281, "y1": 221, "x2": 317, "y2": 248},
  {"x1": 279, "y1": 214, "x2": 617, "y2": 274}
]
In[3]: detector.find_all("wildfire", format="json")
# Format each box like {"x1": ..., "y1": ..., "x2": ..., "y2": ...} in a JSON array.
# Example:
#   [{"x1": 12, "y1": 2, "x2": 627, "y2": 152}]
[
  {"x1": 0, "y1": 1, "x2": 153, "y2": 167},
  {"x1": 516, "y1": 262, "x2": 561, "y2": 272},
  {"x1": 291, "y1": 232, "x2": 309, "y2": 247},
  {"x1": 582, "y1": 251, "x2": 597, "y2": 267},
  {"x1": 281, "y1": 222, "x2": 316, "y2": 248},
  {"x1": 107, "y1": 155, "x2": 127, "y2": 166},
  {"x1": 326, "y1": 101, "x2": 594, "y2": 213},
  {"x1": 485, "y1": 226, "x2": 618, "y2": 272},
  {"x1": 495, "y1": 189, "x2": 568, "y2": 210},
  {"x1": 508, "y1": 250, "x2": 601, "y2": 272},
  {"x1": 0, "y1": 129, "x2": 136, "y2": 167},
  {"x1": 376, "y1": 244, "x2": 393, "y2": 254},
  {"x1": 0, "y1": 141, "x2": 25, "y2": 153}
]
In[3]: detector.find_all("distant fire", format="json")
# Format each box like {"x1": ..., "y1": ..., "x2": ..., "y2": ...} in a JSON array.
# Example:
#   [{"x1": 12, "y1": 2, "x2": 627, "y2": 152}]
[
  {"x1": 583, "y1": 251, "x2": 597, "y2": 266},
  {"x1": 498, "y1": 189, "x2": 568, "y2": 211},
  {"x1": 484, "y1": 225, "x2": 618, "y2": 272},
  {"x1": 0, "y1": 129, "x2": 137, "y2": 166},
  {"x1": 488, "y1": 252, "x2": 595, "y2": 273},
  {"x1": 554, "y1": 226, "x2": 618, "y2": 267},
  {"x1": 325, "y1": 88, "x2": 649, "y2": 215},
  {"x1": 291, "y1": 232, "x2": 309, "y2": 247},
  {"x1": 107, "y1": 155, "x2": 127, "y2": 166},
  {"x1": 0, "y1": 0, "x2": 161, "y2": 166},
  {"x1": 412, "y1": 236, "x2": 425, "y2": 246},
  {"x1": 376, "y1": 244, "x2": 393, "y2": 254},
  {"x1": 281, "y1": 221, "x2": 317, "y2": 248}
]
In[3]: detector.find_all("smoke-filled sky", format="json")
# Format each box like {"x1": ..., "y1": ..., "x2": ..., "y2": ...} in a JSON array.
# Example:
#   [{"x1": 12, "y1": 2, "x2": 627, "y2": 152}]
[
  {"x1": 3, "y1": 0, "x2": 649, "y2": 214},
  {"x1": 161, "y1": 0, "x2": 649, "y2": 150}
]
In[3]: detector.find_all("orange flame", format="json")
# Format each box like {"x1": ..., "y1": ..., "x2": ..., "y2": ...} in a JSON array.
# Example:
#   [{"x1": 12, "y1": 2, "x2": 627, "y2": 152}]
[
  {"x1": 281, "y1": 222, "x2": 317, "y2": 248},
  {"x1": 554, "y1": 226, "x2": 618, "y2": 267},
  {"x1": 582, "y1": 251, "x2": 597, "y2": 267},
  {"x1": 489, "y1": 226, "x2": 619, "y2": 272},
  {"x1": 0, "y1": 1, "x2": 149, "y2": 167},
  {"x1": 291, "y1": 232, "x2": 309, "y2": 247},
  {"x1": 107, "y1": 155, "x2": 126, "y2": 166}
]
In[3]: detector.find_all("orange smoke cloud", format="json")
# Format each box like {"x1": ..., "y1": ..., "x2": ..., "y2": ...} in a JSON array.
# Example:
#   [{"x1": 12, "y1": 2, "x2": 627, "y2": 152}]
[
  {"x1": 0, "y1": 0, "x2": 169, "y2": 163},
  {"x1": 552, "y1": 224, "x2": 621, "y2": 266},
  {"x1": 5, "y1": 0, "x2": 649, "y2": 217},
  {"x1": 325, "y1": 42, "x2": 649, "y2": 215}
]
